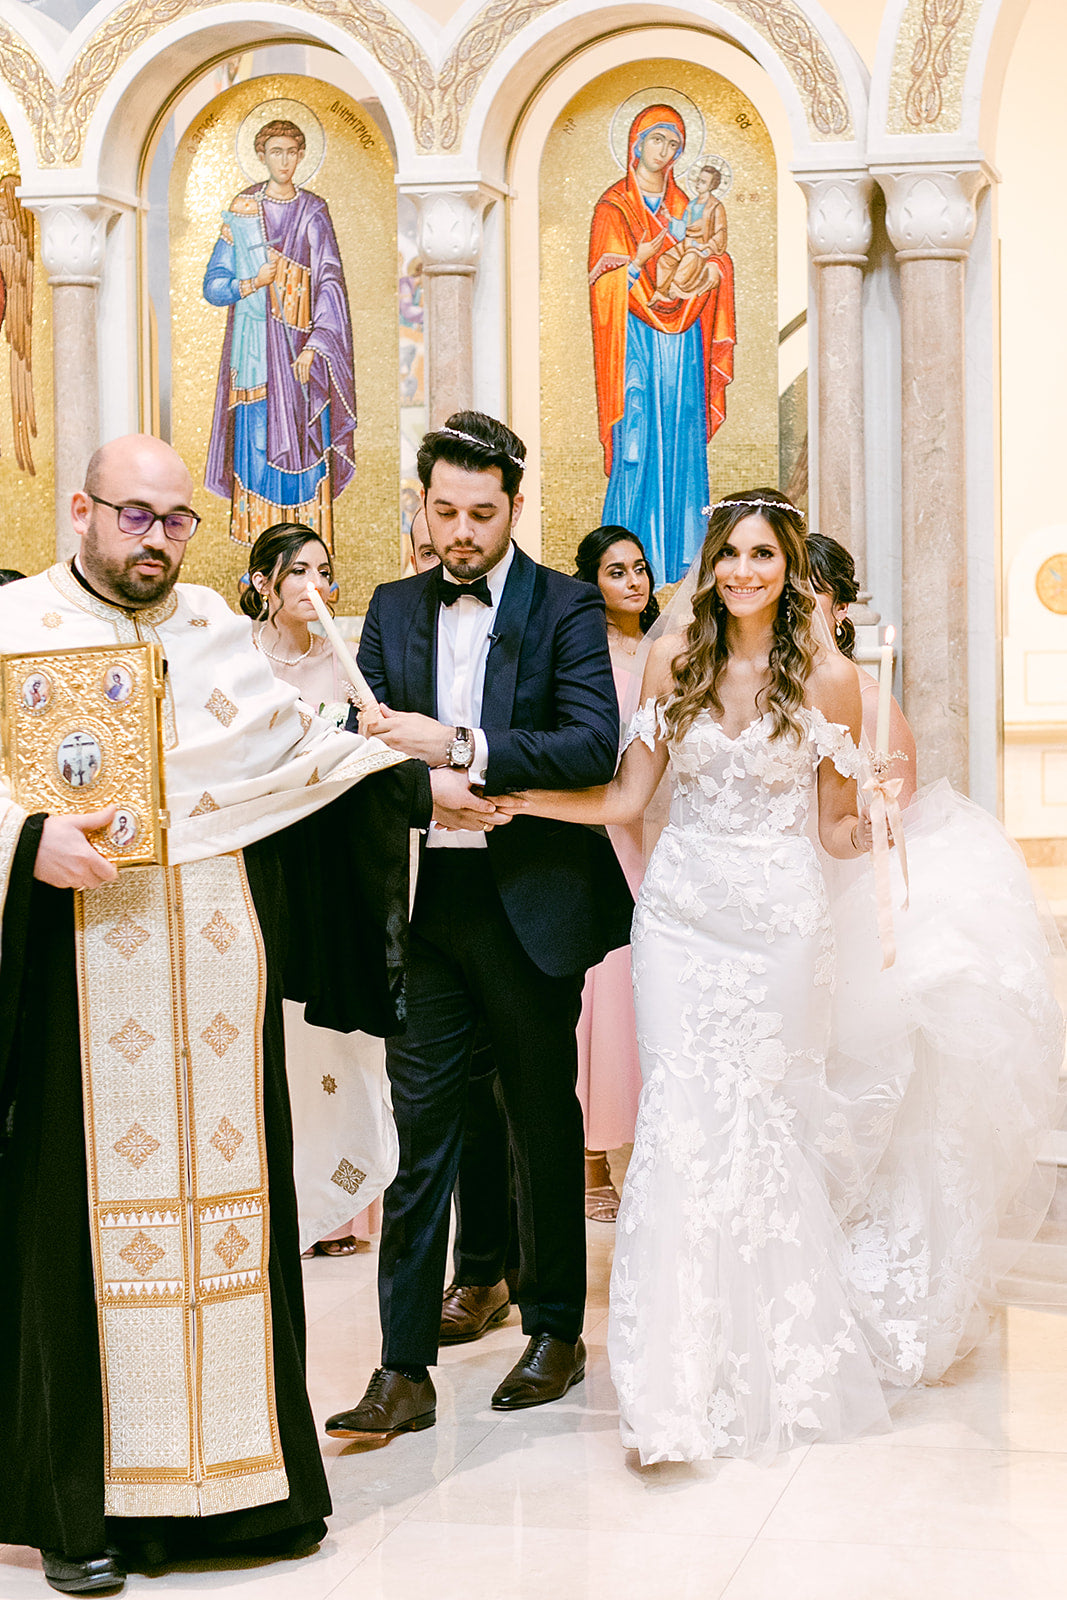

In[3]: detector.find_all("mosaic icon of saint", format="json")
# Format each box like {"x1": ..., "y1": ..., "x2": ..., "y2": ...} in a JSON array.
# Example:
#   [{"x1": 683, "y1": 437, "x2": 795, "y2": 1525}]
[
  {"x1": 203, "y1": 112, "x2": 357, "y2": 550},
  {"x1": 589, "y1": 103, "x2": 735, "y2": 583}
]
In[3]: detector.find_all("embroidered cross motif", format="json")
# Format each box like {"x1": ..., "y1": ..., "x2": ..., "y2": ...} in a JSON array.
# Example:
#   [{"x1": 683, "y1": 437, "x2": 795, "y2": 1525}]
[
  {"x1": 299, "y1": 709, "x2": 312, "y2": 735},
  {"x1": 109, "y1": 1018, "x2": 155, "y2": 1064},
  {"x1": 215, "y1": 1223, "x2": 250, "y2": 1270},
  {"x1": 114, "y1": 1122, "x2": 161, "y2": 1169},
  {"x1": 331, "y1": 1159, "x2": 366, "y2": 1196},
  {"x1": 200, "y1": 909, "x2": 237, "y2": 954},
  {"x1": 201, "y1": 1012, "x2": 239, "y2": 1058},
  {"x1": 306, "y1": 767, "x2": 320, "y2": 785},
  {"x1": 189, "y1": 792, "x2": 220, "y2": 817},
  {"x1": 120, "y1": 1230, "x2": 165, "y2": 1276},
  {"x1": 105, "y1": 914, "x2": 151, "y2": 961},
  {"x1": 190, "y1": 616, "x2": 209, "y2": 627},
  {"x1": 42, "y1": 612, "x2": 62, "y2": 628},
  {"x1": 322, "y1": 1075, "x2": 337, "y2": 1095},
  {"x1": 205, "y1": 689, "x2": 237, "y2": 727},
  {"x1": 210, "y1": 1116, "x2": 244, "y2": 1163}
]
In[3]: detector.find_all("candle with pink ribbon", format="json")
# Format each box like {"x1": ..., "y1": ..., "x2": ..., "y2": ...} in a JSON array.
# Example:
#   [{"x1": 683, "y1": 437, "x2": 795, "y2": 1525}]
[
  {"x1": 305, "y1": 584, "x2": 380, "y2": 716},
  {"x1": 875, "y1": 625, "x2": 896, "y2": 756}
]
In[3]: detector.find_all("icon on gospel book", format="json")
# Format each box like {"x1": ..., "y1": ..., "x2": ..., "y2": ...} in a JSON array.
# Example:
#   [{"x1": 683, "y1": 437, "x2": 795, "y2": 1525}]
[
  {"x1": 21, "y1": 671, "x2": 51, "y2": 712},
  {"x1": 102, "y1": 663, "x2": 135, "y2": 704},
  {"x1": 107, "y1": 808, "x2": 140, "y2": 850},
  {"x1": 57, "y1": 729, "x2": 102, "y2": 788}
]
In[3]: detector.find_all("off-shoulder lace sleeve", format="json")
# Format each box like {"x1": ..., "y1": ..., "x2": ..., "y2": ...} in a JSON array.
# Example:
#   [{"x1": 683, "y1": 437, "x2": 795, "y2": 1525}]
[
  {"x1": 807, "y1": 706, "x2": 861, "y2": 779},
  {"x1": 621, "y1": 697, "x2": 665, "y2": 755}
]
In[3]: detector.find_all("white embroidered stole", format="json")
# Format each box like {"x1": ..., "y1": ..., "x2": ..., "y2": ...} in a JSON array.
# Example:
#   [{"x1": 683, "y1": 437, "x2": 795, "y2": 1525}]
[{"x1": 75, "y1": 854, "x2": 288, "y2": 1517}]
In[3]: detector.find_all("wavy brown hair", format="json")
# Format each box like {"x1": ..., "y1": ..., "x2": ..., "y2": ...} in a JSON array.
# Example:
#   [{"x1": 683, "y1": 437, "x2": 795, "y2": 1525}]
[{"x1": 662, "y1": 487, "x2": 818, "y2": 744}]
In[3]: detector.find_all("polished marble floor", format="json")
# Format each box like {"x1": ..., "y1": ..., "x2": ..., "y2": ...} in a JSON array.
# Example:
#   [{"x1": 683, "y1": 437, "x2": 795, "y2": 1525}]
[{"x1": 4, "y1": 1218, "x2": 1067, "y2": 1600}]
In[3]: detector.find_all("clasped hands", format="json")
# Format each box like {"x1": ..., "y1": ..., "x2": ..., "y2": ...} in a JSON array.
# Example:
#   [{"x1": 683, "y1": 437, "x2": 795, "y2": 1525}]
[{"x1": 360, "y1": 704, "x2": 513, "y2": 833}]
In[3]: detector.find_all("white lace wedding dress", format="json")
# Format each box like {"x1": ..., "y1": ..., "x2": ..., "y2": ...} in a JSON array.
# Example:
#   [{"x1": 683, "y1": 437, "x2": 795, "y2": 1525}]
[{"x1": 608, "y1": 701, "x2": 1063, "y2": 1464}]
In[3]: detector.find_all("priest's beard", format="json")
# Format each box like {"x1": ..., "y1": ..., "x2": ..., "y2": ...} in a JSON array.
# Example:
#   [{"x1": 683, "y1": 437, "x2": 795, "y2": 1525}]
[{"x1": 81, "y1": 520, "x2": 182, "y2": 606}]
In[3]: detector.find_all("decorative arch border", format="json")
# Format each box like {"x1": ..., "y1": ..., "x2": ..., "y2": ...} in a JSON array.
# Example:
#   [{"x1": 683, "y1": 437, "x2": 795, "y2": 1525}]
[
  {"x1": 869, "y1": 0, "x2": 1030, "y2": 154},
  {"x1": 1, "y1": 0, "x2": 434, "y2": 172}
]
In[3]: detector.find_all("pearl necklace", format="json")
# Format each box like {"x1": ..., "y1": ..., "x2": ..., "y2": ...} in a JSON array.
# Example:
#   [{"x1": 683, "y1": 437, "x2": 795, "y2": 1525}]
[{"x1": 255, "y1": 623, "x2": 314, "y2": 665}]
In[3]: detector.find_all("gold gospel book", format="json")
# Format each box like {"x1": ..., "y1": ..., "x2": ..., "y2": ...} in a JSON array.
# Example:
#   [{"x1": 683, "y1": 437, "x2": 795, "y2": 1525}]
[{"x1": 0, "y1": 640, "x2": 168, "y2": 866}]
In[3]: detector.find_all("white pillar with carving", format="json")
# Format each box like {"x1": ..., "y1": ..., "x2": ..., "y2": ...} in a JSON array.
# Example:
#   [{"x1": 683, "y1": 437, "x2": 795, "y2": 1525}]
[
  {"x1": 877, "y1": 164, "x2": 988, "y2": 791},
  {"x1": 402, "y1": 185, "x2": 484, "y2": 429},
  {"x1": 796, "y1": 172, "x2": 873, "y2": 596},
  {"x1": 22, "y1": 197, "x2": 118, "y2": 558}
]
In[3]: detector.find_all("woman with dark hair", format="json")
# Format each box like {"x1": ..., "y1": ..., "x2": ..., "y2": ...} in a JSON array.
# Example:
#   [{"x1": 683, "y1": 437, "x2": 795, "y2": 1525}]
[
  {"x1": 242, "y1": 524, "x2": 393, "y2": 1261},
  {"x1": 572, "y1": 526, "x2": 658, "y2": 1218},
  {"x1": 498, "y1": 488, "x2": 1062, "y2": 1462},
  {"x1": 807, "y1": 531, "x2": 916, "y2": 805},
  {"x1": 244, "y1": 522, "x2": 354, "y2": 715}
]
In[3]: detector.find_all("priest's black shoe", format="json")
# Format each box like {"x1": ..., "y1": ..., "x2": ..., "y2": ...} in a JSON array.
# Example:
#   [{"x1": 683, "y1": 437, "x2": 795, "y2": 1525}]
[
  {"x1": 491, "y1": 1334, "x2": 586, "y2": 1410},
  {"x1": 40, "y1": 1550, "x2": 126, "y2": 1595},
  {"x1": 439, "y1": 1279, "x2": 511, "y2": 1345},
  {"x1": 324, "y1": 1368, "x2": 436, "y2": 1441}
]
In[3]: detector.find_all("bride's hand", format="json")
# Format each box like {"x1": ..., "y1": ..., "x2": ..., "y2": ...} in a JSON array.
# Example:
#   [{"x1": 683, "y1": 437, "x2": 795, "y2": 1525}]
[
  {"x1": 490, "y1": 792, "x2": 531, "y2": 815},
  {"x1": 851, "y1": 814, "x2": 873, "y2": 853}
]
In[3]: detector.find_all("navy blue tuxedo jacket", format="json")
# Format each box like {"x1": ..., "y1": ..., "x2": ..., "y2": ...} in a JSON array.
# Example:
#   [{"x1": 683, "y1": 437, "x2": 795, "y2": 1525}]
[{"x1": 355, "y1": 544, "x2": 634, "y2": 977}]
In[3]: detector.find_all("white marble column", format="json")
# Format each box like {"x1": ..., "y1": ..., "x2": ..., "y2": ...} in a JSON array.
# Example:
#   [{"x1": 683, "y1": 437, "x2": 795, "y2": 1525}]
[
  {"x1": 878, "y1": 165, "x2": 988, "y2": 791},
  {"x1": 23, "y1": 198, "x2": 118, "y2": 558},
  {"x1": 797, "y1": 173, "x2": 874, "y2": 599},
  {"x1": 403, "y1": 186, "x2": 484, "y2": 429}
]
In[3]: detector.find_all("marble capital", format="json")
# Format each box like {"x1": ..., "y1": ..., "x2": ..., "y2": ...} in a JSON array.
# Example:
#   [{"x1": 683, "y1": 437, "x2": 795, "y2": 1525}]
[
  {"x1": 22, "y1": 198, "x2": 120, "y2": 287},
  {"x1": 796, "y1": 172, "x2": 873, "y2": 266},
  {"x1": 876, "y1": 166, "x2": 989, "y2": 263},
  {"x1": 403, "y1": 186, "x2": 485, "y2": 277}
]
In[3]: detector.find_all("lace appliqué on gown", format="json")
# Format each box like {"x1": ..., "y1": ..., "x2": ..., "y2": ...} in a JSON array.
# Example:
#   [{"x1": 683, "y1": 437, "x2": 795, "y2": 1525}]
[{"x1": 608, "y1": 702, "x2": 1062, "y2": 1465}]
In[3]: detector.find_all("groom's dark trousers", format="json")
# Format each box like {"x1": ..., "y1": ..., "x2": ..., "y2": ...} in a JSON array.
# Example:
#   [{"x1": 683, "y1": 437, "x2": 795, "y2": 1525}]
[{"x1": 356, "y1": 544, "x2": 634, "y2": 1368}]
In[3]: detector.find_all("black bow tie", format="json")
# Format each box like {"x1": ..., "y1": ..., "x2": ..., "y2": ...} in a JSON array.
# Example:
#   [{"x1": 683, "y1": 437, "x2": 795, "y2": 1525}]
[{"x1": 436, "y1": 571, "x2": 493, "y2": 607}]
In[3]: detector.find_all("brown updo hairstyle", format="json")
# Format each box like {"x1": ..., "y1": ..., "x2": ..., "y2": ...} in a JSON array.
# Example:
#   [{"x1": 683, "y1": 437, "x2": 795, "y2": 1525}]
[
  {"x1": 240, "y1": 523, "x2": 331, "y2": 622},
  {"x1": 806, "y1": 532, "x2": 859, "y2": 660},
  {"x1": 663, "y1": 487, "x2": 816, "y2": 745}
]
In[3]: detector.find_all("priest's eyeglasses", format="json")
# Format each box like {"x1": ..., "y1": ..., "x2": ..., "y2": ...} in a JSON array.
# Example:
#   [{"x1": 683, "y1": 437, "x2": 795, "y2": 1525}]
[{"x1": 89, "y1": 496, "x2": 201, "y2": 543}]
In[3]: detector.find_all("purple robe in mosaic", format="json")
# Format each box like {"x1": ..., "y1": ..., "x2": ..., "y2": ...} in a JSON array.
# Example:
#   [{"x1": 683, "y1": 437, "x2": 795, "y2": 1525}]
[{"x1": 204, "y1": 186, "x2": 357, "y2": 515}]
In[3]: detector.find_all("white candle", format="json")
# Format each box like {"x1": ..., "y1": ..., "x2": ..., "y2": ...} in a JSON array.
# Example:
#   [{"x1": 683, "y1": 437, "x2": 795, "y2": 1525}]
[
  {"x1": 305, "y1": 584, "x2": 380, "y2": 716},
  {"x1": 875, "y1": 625, "x2": 895, "y2": 756}
]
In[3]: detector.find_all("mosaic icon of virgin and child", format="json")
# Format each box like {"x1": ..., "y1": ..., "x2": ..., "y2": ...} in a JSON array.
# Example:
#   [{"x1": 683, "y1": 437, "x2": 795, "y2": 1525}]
[
  {"x1": 203, "y1": 103, "x2": 357, "y2": 549},
  {"x1": 589, "y1": 100, "x2": 736, "y2": 582}
]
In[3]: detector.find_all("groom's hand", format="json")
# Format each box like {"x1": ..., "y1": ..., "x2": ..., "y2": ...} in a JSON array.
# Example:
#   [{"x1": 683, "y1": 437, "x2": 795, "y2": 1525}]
[
  {"x1": 363, "y1": 704, "x2": 453, "y2": 765},
  {"x1": 430, "y1": 768, "x2": 512, "y2": 832}
]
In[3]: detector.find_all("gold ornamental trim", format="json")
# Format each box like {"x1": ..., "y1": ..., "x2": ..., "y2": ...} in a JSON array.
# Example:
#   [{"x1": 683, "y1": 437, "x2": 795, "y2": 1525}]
[{"x1": 887, "y1": 0, "x2": 983, "y2": 135}]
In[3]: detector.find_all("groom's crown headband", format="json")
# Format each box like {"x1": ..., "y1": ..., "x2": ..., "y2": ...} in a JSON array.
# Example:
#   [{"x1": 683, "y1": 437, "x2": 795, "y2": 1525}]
[
  {"x1": 439, "y1": 426, "x2": 525, "y2": 471},
  {"x1": 703, "y1": 497, "x2": 806, "y2": 520}
]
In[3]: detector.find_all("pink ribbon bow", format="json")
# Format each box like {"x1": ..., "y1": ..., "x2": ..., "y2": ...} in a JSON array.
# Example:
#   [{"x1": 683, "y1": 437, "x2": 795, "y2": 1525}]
[{"x1": 862, "y1": 766, "x2": 910, "y2": 970}]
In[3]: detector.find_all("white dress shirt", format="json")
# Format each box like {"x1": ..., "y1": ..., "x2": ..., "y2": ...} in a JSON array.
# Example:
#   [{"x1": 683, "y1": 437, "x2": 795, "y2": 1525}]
[{"x1": 428, "y1": 540, "x2": 515, "y2": 850}]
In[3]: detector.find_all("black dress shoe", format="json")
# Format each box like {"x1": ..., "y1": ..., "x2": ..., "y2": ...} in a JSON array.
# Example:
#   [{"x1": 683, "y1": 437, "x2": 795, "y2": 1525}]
[
  {"x1": 40, "y1": 1551, "x2": 126, "y2": 1595},
  {"x1": 324, "y1": 1368, "x2": 436, "y2": 1441},
  {"x1": 491, "y1": 1334, "x2": 586, "y2": 1410},
  {"x1": 439, "y1": 1280, "x2": 511, "y2": 1345}
]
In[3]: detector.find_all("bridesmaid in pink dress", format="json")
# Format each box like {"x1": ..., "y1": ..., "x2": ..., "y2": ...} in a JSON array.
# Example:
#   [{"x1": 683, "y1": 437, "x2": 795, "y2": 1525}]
[{"x1": 573, "y1": 527, "x2": 660, "y2": 1220}]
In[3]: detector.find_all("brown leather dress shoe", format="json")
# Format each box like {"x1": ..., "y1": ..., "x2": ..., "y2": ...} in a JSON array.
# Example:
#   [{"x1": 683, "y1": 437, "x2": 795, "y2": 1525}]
[
  {"x1": 490, "y1": 1334, "x2": 586, "y2": 1410},
  {"x1": 324, "y1": 1368, "x2": 436, "y2": 1441},
  {"x1": 439, "y1": 1280, "x2": 511, "y2": 1345}
]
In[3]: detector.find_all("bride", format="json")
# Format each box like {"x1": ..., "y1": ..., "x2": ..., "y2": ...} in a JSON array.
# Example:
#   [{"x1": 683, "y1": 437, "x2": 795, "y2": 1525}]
[{"x1": 496, "y1": 488, "x2": 1063, "y2": 1464}]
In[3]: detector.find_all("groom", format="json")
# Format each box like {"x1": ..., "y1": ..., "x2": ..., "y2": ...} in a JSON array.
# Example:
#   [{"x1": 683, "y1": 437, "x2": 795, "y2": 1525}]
[{"x1": 325, "y1": 412, "x2": 633, "y2": 1441}]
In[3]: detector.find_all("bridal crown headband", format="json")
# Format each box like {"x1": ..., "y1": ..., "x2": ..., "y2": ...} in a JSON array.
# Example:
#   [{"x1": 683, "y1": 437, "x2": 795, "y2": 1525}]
[
  {"x1": 702, "y1": 497, "x2": 806, "y2": 519},
  {"x1": 439, "y1": 426, "x2": 526, "y2": 470}
]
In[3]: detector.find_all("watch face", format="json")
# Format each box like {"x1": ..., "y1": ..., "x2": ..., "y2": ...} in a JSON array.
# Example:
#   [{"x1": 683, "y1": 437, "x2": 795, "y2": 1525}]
[{"x1": 1036, "y1": 554, "x2": 1067, "y2": 614}]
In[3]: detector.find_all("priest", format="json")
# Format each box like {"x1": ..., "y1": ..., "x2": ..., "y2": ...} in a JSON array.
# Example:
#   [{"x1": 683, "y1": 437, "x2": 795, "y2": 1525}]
[{"x1": 0, "y1": 435, "x2": 500, "y2": 1595}]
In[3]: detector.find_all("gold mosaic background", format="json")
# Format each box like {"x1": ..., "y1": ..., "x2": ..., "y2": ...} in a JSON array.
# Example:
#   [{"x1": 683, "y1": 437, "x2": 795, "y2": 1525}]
[
  {"x1": 539, "y1": 60, "x2": 777, "y2": 576},
  {"x1": 167, "y1": 77, "x2": 398, "y2": 613},
  {"x1": 0, "y1": 116, "x2": 54, "y2": 580}
]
